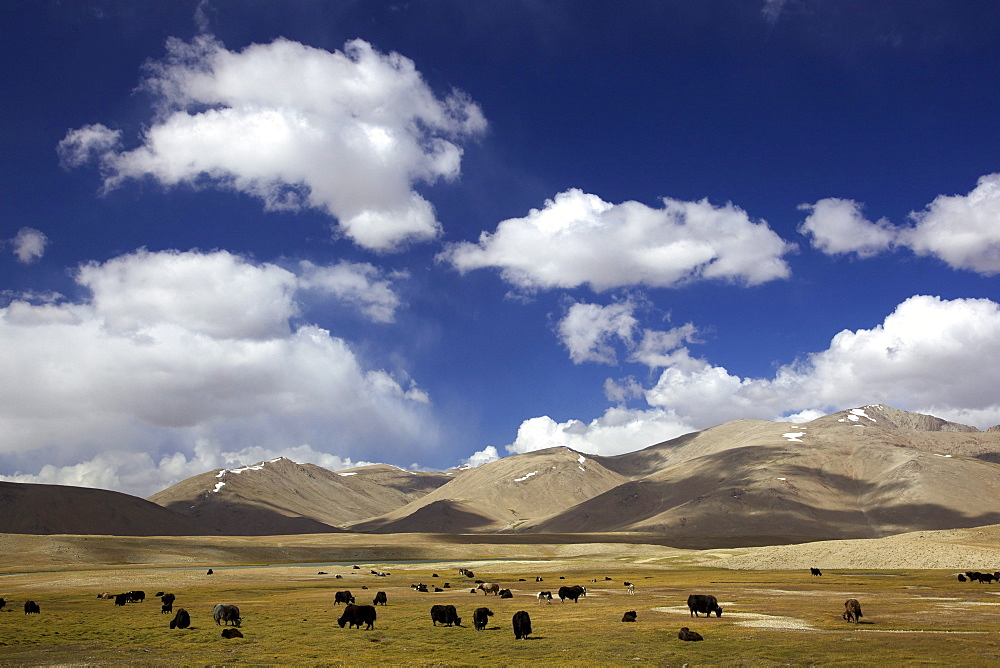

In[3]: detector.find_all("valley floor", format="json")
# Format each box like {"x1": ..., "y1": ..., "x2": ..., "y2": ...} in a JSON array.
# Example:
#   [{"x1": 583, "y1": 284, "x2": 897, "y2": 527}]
[
  {"x1": 2, "y1": 555, "x2": 1000, "y2": 666},
  {"x1": 2, "y1": 527, "x2": 1000, "y2": 665}
]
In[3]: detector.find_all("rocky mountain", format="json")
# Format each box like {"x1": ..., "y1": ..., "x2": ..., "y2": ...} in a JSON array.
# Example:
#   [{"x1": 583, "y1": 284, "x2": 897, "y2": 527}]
[
  {"x1": 0, "y1": 480, "x2": 215, "y2": 536},
  {"x1": 347, "y1": 405, "x2": 1000, "y2": 546},
  {"x1": 350, "y1": 446, "x2": 629, "y2": 533},
  {"x1": 147, "y1": 458, "x2": 458, "y2": 535},
  {"x1": 5, "y1": 404, "x2": 1000, "y2": 545}
]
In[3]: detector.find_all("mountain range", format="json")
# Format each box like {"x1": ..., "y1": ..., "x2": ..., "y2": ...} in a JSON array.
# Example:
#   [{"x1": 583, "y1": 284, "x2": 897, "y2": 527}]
[{"x1": 4, "y1": 405, "x2": 1000, "y2": 548}]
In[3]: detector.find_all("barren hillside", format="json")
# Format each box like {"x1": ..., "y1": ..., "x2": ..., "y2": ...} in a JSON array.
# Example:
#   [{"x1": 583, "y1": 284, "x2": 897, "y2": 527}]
[{"x1": 148, "y1": 458, "x2": 456, "y2": 535}]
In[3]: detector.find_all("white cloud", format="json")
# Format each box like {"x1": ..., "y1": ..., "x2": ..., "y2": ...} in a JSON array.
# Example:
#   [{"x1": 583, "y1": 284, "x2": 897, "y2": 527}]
[
  {"x1": 462, "y1": 445, "x2": 500, "y2": 468},
  {"x1": 0, "y1": 441, "x2": 373, "y2": 498},
  {"x1": 641, "y1": 294, "x2": 1000, "y2": 428},
  {"x1": 58, "y1": 35, "x2": 486, "y2": 252},
  {"x1": 904, "y1": 173, "x2": 1000, "y2": 274},
  {"x1": 508, "y1": 294, "x2": 1000, "y2": 458},
  {"x1": 558, "y1": 300, "x2": 638, "y2": 364},
  {"x1": 800, "y1": 174, "x2": 1000, "y2": 275},
  {"x1": 556, "y1": 298, "x2": 698, "y2": 368},
  {"x1": 441, "y1": 189, "x2": 795, "y2": 292},
  {"x1": 0, "y1": 249, "x2": 434, "y2": 496},
  {"x1": 11, "y1": 227, "x2": 49, "y2": 264},
  {"x1": 629, "y1": 323, "x2": 699, "y2": 368},
  {"x1": 78, "y1": 249, "x2": 299, "y2": 339},
  {"x1": 797, "y1": 198, "x2": 897, "y2": 258},
  {"x1": 505, "y1": 406, "x2": 695, "y2": 457},
  {"x1": 298, "y1": 260, "x2": 404, "y2": 323}
]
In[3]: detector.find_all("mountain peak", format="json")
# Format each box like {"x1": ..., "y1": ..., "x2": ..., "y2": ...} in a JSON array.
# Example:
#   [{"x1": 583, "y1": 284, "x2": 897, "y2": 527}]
[{"x1": 833, "y1": 404, "x2": 979, "y2": 432}]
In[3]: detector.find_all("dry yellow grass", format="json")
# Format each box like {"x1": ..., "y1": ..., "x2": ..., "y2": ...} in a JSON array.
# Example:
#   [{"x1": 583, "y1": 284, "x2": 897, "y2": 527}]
[{"x1": 3, "y1": 530, "x2": 1000, "y2": 665}]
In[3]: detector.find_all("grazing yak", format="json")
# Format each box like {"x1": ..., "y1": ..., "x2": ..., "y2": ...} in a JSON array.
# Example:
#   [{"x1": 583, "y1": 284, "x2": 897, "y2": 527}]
[
  {"x1": 373, "y1": 591, "x2": 388, "y2": 606},
  {"x1": 512, "y1": 610, "x2": 532, "y2": 639},
  {"x1": 169, "y1": 608, "x2": 191, "y2": 629},
  {"x1": 478, "y1": 583, "x2": 500, "y2": 596},
  {"x1": 23, "y1": 600, "x2": 40, "y2": 614},
  {"x1": 334, "y1": 590, "x2": 356, "y2": 605},
  {"x1": 678, "y1": 627, "x2": 704, "y2": 641},
  {"x1": 687, "y1": 594, "x2": 723, "y2": 618},
  {"x1": 536, "y1": 591, "x2": 553, "y2": 604},
  {"x1": 338, "y1": 603, "x2": 377, "y2": 630},
  {"x1": 622, "y1": 610, "x2": 637, "y2": 622},
  {"x1": 126, "y1": 590, "x2": 145, "y2": 603},
  {"x1": 221, "y1": 628, "x2": 244, "y2": 638},
  {"x1": 161, "y1": 593, "x2": 175, "y2": 614},
  {"x1": 625, "y1": 583, "x2": 635, "y2": 595},
  {"x1": 0, "y1": 597, "x2": 5, "y2": 610},
  {"x1": 213, "y1": 604, "x2": 242, "y2": 627},
  {"x1": 499, "y1": 589, "x2": 513, "y2": 599},
  {"x1": 473, "y1": 606, "x2": 493, "y2": 630},
  {"x1": 558, "y1": 585, "x2": 586, "y2": 603},
  {"x1": 843, "y1": 598, "x2": 863, "y2": 623},
  {"x1": 958, "y1": 573, "x2": 967, "y2": 582},
  {"x1": 430, "y1": 604, "x2": 462, "y2": 627},
  {"x1": 114, "y1": 594, "x2": 128, "y2": 607},
  {"x1": 810, "y1": 568, "x2": 822, "y2": 576}
]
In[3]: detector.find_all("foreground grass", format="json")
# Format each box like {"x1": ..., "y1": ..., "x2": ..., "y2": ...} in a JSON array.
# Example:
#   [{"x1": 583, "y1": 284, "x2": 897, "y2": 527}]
[{"x1": 1, "y1": 559, "x2": 999, "y2": 666}]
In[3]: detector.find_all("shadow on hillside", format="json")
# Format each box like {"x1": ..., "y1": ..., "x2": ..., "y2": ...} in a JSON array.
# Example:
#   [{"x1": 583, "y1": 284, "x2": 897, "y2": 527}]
[
  {"x1": 159, "y1": 500, "x2": 345, "y2": 535},
  {"x1": 593, "y1": 432, "x2": 702, "y2": 476},
  {"x1": 352, "y1": 499, "x2": 496, "y2": 534},
  {"x1": 518, "y1": 444, "x2": 1000, "y2": 548}
]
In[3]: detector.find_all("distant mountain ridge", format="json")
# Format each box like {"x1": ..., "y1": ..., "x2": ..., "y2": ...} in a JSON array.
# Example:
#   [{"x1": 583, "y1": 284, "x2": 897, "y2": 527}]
[
  {"x1": 346, "y1": 404, "x2": 1000, "y2": 545},
  {"x1": 147, "y1": 458, "x2": 458, "y2": 535},
  {"x1": 0, "y1": 480, "x2": 214, "y2": 536},
  {"x1": 4, "y1": 404, "x2": 1000, "y2": 546}
]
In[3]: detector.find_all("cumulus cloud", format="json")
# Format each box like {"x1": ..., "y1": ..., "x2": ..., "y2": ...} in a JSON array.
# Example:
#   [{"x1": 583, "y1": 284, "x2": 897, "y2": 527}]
[
  {"x1": 58, "y1": 35, "x2": 486, "y2": 252},
  {"x1": 797, "y1": 198, "x2": 896, "y2": 258},
  {"x1": 11, "y1": 227, "x2": 49, "y2": 264},
  {"x1": 507, "y1": 295, "x2": 1000, "y2": 457},
  {"x1": 505, "y1": 406, "x2": 695, "y2": 457},
  {"x1": 641, "y1": 294, "x2": 1000, "y2": 428},
  {"x1": 0, "y1": 441, "x2": 374, "y2": 498},
  {"x1": 441, "y1": 189, "x2": 795, "y2": 292},
  {"x1": 298, "y1": 260, "x2": 404, "y2": 323},
  {"x1": 0, "y1": 248, "x2": 432, "y2": 497},
  {"x1": 558, "y1": 301, "x2": 638, "y2": 364},
  {"x1": 905, "y1": 173, "x2": 1000, "y2": 274},
  {"x1": 800, "y1": 174, "x2": 1000, "y2": 275},
  {"x1": 461, "y1": 445, "x2": 500, "y2": 468},
  {"x1": 556, "y1": 298, "x2": 698, "y2": 368}
]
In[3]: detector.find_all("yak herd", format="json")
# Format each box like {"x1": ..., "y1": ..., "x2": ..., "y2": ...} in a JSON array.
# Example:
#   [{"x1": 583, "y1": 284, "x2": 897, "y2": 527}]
[{"x1": 15, "y1": 564, "x2": 993, "y2": 646}]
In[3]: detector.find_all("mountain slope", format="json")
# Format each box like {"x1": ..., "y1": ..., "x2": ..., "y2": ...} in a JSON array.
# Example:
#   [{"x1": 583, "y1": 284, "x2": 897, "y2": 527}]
[
  {"x1": 0, "y1": 481, "x2": 215, "y2": 536},
  {"x1": 349, "y1": 447, "x2": 629, "y2": 533},
  {"x1": 520, "y1": 405, "x2": 1000, "y2": 545},
  {"x1": 8, "y1": 404, "x2": 1000, "y2": 544},
  {"x1": 148, "y1": 458, "x2": 456, "y2": 535}
]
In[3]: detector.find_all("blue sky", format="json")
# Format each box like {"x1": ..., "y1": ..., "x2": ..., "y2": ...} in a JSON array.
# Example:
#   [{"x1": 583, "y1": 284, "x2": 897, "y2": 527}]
[{"x1": 3, "y1": 1, "x2": 1000, "y2": 497}]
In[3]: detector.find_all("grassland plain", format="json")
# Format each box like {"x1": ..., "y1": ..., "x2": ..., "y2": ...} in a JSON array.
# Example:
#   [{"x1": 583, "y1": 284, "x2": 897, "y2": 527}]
[{"x1": 2, "y1": 555, "x2": 1000, "y2": 666}]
